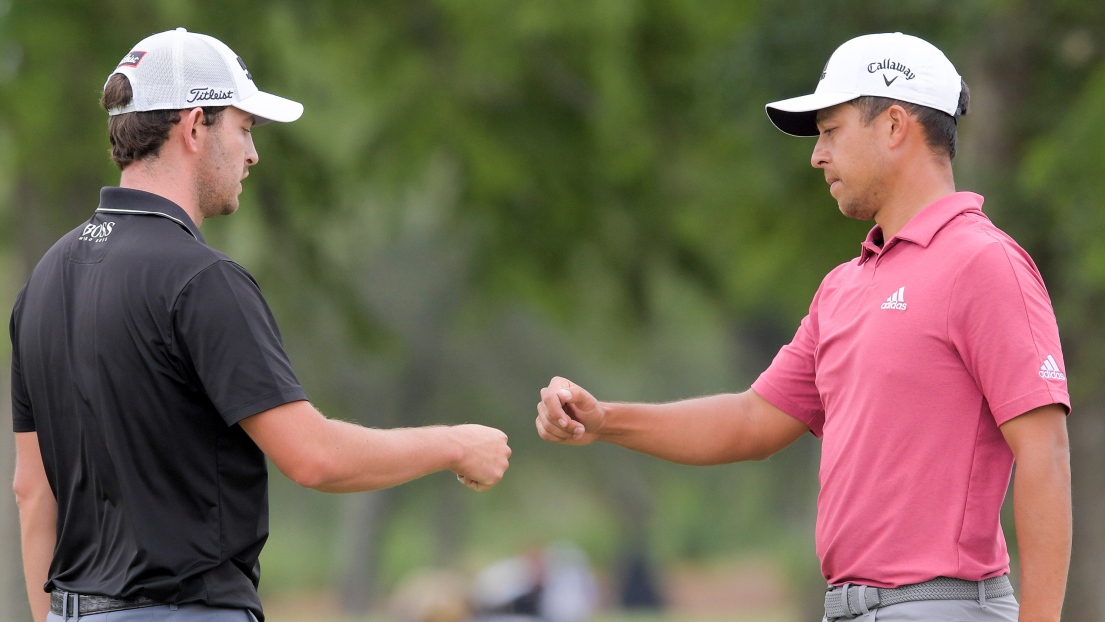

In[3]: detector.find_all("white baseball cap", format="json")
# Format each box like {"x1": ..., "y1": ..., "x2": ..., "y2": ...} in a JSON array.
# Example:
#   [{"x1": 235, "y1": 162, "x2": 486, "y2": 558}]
[
  {"x1": 106, "y1": 27, "x2": 303, "y2": 125},
  {"x1": 765, "y1": 32, "x2": 962, "y2": 137}
]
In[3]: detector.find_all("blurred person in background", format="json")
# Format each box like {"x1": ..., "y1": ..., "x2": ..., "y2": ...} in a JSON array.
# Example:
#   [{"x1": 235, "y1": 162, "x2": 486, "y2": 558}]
[
  {"x1": 10, "y1": 28, "x2": 510, "y2": 622},
  {"x1": 389, "y1": 569, "x2": 472, "y2": 622},
  {"x1": 537, "y1": 33, "x2": 1070, "y2": 622},
  {"x1": 471, "y1": 542, "x2": 599, "y2": 622}
]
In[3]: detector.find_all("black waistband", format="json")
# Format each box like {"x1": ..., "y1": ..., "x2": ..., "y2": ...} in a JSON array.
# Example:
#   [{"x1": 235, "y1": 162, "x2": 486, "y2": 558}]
[{"x1": 50, "y1": 590, "x2": 162, "y2": 617}]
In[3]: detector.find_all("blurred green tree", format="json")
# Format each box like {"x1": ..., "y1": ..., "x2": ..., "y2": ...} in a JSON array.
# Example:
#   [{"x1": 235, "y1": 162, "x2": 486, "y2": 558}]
[{"x1": 3, "y1": 1, "x2": 1105, "y2": 621}]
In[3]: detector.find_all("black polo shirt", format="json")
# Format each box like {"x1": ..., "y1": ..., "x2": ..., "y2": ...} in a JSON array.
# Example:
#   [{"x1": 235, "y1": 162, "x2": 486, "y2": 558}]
[{"x1": 10, "y1": 187, "x2": 307, "y2": 620}]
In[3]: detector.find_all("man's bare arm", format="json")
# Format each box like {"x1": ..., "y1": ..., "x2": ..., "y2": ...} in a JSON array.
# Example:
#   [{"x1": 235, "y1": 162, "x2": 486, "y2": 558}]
[
  {"x1": 13, "y1": 432, "x2": 56, "y2": 622},
  {"x1": 240, "y1": 400, "x2": 511, "y2": 493},
  {"x1": 536, "y1": 377, "x2": 809, "y2": 464},
  {"x1": 999, "y1": 403, "x2": 1070, "y2": 622}
]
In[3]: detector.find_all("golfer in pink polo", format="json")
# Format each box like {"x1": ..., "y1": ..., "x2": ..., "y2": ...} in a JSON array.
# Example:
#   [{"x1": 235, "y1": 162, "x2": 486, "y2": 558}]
[{"x1": 535, "y1": 33, "x2": 1070, "y2": 621}]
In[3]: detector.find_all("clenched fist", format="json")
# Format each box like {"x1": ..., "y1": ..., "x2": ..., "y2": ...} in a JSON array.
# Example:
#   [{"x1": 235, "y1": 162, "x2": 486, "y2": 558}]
[
  {"x1": 535, "y1": 376, "x2": 605, "y2": 446},
  {"x1": 450, "y1": 424, "x2": 511, "y2": 492}
]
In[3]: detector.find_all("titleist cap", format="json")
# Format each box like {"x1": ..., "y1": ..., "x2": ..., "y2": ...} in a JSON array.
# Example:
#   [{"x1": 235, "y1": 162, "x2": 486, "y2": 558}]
[
  {"x1": 106, "y1": 27, "x2": 303, "y2": 124},
  {"x1": 766, "y1": 32, "x2": 962, "y2": 137}
]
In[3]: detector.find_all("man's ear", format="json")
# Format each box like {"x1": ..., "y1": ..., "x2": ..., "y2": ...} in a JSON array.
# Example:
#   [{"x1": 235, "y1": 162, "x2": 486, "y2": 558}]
[
  {"x1": 885, "y1": 104, "x2": 909, "y2": 150},
  {"x1": 179, "y1": 107, "x2": 206, "y2": 155}
]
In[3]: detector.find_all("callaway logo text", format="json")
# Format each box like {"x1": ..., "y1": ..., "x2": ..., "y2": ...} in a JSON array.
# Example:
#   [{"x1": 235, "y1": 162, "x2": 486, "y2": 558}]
[
  {"x1": 79, "y1": 222, "x2": 115, "y2": 244},
  {"x1": 187, "y1": 88, "x2": 234, "y2": 103},
  {"x1": 868, "y1": 58, "x2": 916, "y2": 81}
]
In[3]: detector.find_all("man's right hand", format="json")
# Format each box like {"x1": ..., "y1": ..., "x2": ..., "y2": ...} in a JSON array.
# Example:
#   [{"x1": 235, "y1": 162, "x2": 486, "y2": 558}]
[
  {"x1": 536, "y1": 376, "x2": 605, "y2": 446},
  {"x1": 451, "y1": 424, "x2": 512, "y2": 492},
  {"x1": 533, "y1": 384, "x2": 807, "y2": 465},
  {"x1": 244, "y1": 401, "x2": 514, "y2": 493}
]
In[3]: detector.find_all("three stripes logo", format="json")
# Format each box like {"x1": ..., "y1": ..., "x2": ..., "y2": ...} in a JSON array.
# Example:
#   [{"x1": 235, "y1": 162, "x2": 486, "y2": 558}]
[
  {"x1": 1039, "y1": 355, "x2": 1066, "y2": 381},
  {"x1": 880, "y1": 286, "x2": 907, "y2": 311}
]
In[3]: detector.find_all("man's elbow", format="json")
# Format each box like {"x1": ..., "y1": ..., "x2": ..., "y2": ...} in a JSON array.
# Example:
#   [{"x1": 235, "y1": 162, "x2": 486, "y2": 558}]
[
  {"x1": 278, "y1": 451, "x2": 337, "y2": 490},
  {"x1": 745, "y1": 447, "x2": 778, "y2": 462},
  {"x1": 686, "y1": 443, "x2": 776, "y2": 466},
  {"x1": 13, "y1": 476, "x2": 54, "y2": 514},
  {"x1": 733, "y1": 435, "x2": 787, "y2": 463}
]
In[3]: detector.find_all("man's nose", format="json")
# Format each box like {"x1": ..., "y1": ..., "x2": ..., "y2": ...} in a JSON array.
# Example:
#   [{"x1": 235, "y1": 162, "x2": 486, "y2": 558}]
[{"x1": 811, "y1": 135, "x2": 828, "y2": 169}]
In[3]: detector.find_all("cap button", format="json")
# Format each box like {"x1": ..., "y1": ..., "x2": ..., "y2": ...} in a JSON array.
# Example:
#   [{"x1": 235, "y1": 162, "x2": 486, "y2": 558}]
[{"x1": 176, "y1": 27, "x2": 187, "y2": 33}]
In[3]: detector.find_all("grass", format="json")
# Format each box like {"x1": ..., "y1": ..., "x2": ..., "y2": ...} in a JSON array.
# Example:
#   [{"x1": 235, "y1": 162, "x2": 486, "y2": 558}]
[
  {"x1": 258, "y1": 589, "x2": 799, "y2": 622},
  {"x1": 262, "y1": 614, "x2": 795, "y2": 622}
]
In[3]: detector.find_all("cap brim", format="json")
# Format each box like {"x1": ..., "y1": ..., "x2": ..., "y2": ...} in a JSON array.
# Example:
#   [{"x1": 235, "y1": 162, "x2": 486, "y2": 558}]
[
  {"x1": 234, "y1": 90, "x2": 303, "y2": 125},
  {"x1": 765, "y1": 91, "x2": 860, "y2": 137}
]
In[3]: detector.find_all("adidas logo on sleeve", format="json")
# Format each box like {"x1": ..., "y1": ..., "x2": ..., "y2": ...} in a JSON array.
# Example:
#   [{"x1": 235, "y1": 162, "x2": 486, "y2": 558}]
[
  {"x1": 881, "y1": 286, "x2": 907, "y2": 311},
  {"x1": 1039, "y1": 355, "x2": 1066, "y2": 380}
]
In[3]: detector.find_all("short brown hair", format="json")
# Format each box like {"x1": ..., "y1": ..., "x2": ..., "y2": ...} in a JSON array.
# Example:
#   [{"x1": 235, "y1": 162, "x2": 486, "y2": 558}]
[
  {"x1": 851, "y1": 79, "x2": 971, "y2": 160},
  {"x1": 100, "y1": 74, "x2": 227, "y2": 170}
]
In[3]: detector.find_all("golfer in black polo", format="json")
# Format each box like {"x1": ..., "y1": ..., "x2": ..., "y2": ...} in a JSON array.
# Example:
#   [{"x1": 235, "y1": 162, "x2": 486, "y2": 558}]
[{"x1": 11, "y1": 28, "x2": 512, "y2": 622}]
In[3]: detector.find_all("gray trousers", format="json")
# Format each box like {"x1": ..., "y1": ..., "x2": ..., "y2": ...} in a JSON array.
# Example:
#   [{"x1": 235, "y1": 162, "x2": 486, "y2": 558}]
[
  {"x1": 823, "y1": 594, "x2": 1019, "y2": 621},
  {"x1": 48, "y1": 604, "x2": 259, "y2": 622}
]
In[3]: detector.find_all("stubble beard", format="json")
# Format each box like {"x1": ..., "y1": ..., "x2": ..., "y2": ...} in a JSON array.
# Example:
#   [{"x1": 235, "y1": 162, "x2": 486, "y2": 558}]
[
  {"x1": 837, "y1": 160, "x2": 886, "y2": 222},
  {"x1": 195, "y1": 133, "x2": 240, "y2": 219},
  {"x1": 840, "y1": 193, "x2": 879, "y2": 221}
]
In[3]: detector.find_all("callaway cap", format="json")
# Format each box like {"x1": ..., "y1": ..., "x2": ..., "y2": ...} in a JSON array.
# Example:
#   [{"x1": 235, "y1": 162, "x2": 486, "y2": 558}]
[
  {"x1": 766, "y1": 32, "x2": 962, "y2": 137},
  {"x1": 106, "y1": 27, "x2": 303, "y2": 124}
]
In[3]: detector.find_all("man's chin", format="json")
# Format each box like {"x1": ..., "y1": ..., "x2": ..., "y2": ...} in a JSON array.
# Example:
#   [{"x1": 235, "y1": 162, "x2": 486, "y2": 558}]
[
  {"x1": 199, "y1": 201, "x2": 238, "y2": 219},
  {"x1": 218, "y1": 195, "x2": 241, "y2": 216},
  {"x1": 838, "y1": 199, "x2": 876, "y2": 222}
]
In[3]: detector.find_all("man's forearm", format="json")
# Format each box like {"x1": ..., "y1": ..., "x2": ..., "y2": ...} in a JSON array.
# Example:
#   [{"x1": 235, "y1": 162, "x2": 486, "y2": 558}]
[
  {"x1": 1013, "y1": 447, "x2": 1071, "y2": 621},
  {"x1": 14, "y1": 431, "x2": 57, "y2": 622},
  {"x1": 18, "y1": 495, "x2": 56, "y2": 622},
  {"x1": 597, "y1": 391, "x2": 807, "y2": 465},
  {"x1": 242, "y1": 401, "x2": 509, "y2": 493},
  {"x1": 305, "y1": 422, "x2": 464, "y2": 492}
]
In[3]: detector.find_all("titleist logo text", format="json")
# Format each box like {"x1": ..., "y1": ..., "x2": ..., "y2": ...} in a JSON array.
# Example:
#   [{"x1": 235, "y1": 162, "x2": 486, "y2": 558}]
[{"x1": 187, "y1": 88, "x2": 234, "y2": 103}]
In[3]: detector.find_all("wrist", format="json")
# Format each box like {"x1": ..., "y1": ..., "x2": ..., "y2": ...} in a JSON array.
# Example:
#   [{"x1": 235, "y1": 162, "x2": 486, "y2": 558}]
[
  {"x1": 437, "y1": 426, "x2": 466, "y2": 473},
  {"x1": 593, "y1": 401, "x2": 623, "y2": 441}
]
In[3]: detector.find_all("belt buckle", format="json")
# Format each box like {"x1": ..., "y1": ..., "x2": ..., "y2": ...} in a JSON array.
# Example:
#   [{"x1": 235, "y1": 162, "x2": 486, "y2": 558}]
[
  {"x1": 827, "y1": 582, "x2": 877, "y2": 620},
  {"x1": 840, "y1": 582, "x2": 853, "y2": 616},
  {"x1": 64, "y1": 591, "x2": 79, "y2": 618}
]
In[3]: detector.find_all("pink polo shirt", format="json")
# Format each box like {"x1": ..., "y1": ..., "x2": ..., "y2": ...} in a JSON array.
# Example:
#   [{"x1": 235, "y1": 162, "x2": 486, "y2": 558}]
[{"x1": 752, "y1": 192, "x2": 1069, "y2": 588}]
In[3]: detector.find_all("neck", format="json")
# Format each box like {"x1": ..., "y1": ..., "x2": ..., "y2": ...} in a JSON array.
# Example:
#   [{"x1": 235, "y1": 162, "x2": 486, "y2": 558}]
[
  {"x1": 873, "y1": 159, "x2": 956, "y2": 241},
  {"x1": 119, "y1": 162, "x2": 203, "y2": 227}
]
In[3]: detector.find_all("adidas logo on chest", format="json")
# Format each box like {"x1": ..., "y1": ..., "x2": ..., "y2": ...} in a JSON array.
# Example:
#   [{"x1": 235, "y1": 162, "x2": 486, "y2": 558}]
[{"x1": 880, "y1": 286, "x2": 907, "y2": 311}]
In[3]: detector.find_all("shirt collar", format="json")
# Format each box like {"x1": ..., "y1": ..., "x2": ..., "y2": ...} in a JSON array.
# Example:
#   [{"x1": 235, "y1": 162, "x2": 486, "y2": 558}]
[
  {"x1": 859, "y1": 191, "x2": 985, "y2": 263},
  {"x1": 95, "y1": 187, "x2": 205, "y2": 244}
]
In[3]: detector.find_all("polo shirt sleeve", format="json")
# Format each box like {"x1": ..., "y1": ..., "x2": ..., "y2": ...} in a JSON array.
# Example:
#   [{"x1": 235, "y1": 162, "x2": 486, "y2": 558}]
[
  {"x1": 173, "y1": 260, "x2": 307, "y2": 426},
  {"x1": 751, "y1": 280, "x2": 827, "y2": 437},
  {"x1": 10, "y1": 287, "x2": 36, "y2": 433},
  {"x1": 948, "y1": 241, "x2": 1070, "y2": 426}
]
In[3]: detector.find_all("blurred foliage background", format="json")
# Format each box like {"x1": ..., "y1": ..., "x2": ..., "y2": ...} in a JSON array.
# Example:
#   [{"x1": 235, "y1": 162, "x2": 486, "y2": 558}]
[{"x1": 3, "y1": 1, "x2": 1105, "y2": 621}]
